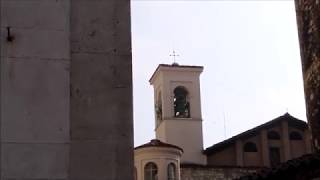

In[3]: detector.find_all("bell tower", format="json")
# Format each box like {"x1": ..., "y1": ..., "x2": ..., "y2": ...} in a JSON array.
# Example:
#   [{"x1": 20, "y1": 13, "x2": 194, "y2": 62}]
[{"x1": 149, "y1": 63, "x2": 206, "y2": 165}]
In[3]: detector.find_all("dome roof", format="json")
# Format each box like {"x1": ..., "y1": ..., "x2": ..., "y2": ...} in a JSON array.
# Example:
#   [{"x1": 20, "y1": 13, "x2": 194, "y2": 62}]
[{"x1": 135, "y1": 139, "x2": 183, "y2": 152}]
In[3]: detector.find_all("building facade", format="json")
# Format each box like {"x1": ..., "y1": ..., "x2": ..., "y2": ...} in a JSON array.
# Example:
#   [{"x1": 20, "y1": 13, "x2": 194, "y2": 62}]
[
  {"x1": 204, "y1": 113, "x2": 312, "y2": 167},
  {"x1": 135, "y1": 64, "x2": 312, "y2": 180}
]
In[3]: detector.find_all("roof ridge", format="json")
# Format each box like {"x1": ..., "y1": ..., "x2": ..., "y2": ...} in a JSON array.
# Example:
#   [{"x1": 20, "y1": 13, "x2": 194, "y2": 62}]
[{"x1": 204, "y1": 114, "x2": 307, "y2": 155}]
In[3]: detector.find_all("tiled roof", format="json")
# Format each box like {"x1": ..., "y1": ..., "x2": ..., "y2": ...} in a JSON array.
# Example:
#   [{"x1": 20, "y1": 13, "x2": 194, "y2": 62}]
[
  {"x1": 204, "y1": 113, "x2": 308, "y2": 155},
  {"x1": 134, "y1": 139, "x2": 183, "y2": 152}
]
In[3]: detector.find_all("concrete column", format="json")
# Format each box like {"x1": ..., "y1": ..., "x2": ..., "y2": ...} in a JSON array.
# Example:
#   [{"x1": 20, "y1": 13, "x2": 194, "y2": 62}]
[
  {"x1": 281, "y1": 121, "x2": 291, "y2": 161},
  {"x1": 69, "y1": 0, "x2": 133, "y2": 180},
  {"x1": 0, "y1": 0, "x2": 133, "y2": 179},
  {"x1": 260, "y1": 129, "x2": 270, "y2": 167},
  {"x1": 236, "y1": 140, "x2": 244, "y2": 166},
  {"x1": 1, "y1": 1, "x2": 70, "y2": 179}
]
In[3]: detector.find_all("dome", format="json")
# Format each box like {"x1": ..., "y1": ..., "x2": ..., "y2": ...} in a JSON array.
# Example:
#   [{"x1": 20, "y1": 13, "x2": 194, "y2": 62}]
[{"x1": 135, "y1": 139, "x2": 183, "y2": 152}]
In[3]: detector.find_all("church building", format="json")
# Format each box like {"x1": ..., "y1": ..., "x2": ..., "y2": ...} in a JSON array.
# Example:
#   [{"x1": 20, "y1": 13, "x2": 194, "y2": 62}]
[{"x1": 134, "y1": 64, "x2": 312, "y2": 180}]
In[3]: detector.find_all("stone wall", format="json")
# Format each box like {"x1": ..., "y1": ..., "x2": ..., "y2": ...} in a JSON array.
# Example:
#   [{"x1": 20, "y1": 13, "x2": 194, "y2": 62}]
[
  {"x1": 1, "y1": 1, "x2": 71, "y2": 179},
  {"x1": 295, "y1": 0, "x2": 320, "y2": 150},
  {"x1": 0, "y1": 0, "x2": 133, "y2": 179},
  {"x1": 181, "y1": 166, "x2": 258, "y2": 180},
  {"x1": 69, "y1": 1, "x2": 133, "y2": 179}
]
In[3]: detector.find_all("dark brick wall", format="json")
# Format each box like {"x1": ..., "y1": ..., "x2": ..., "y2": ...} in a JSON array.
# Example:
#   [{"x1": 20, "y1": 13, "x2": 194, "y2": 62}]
[{"x1": 295, "y1": 0, "x2": 320, "y2": 150}]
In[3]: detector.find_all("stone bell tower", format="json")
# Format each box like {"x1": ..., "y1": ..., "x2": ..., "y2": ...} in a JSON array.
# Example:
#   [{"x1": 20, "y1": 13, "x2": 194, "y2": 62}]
[{"x1": 149, "y1": 63, "x2": 206, "y2": 165}]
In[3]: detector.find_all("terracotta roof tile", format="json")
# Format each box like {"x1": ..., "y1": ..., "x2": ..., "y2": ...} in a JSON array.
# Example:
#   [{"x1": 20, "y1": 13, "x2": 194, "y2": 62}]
[{"x1": 135, "y1": 139, "x2": 183, "y2": 152}]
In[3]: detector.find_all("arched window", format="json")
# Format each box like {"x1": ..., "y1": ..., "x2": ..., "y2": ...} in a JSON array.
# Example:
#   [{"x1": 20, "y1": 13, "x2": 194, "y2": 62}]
[
  {"x1": 144, "y1": 162, "x2": 158, "y2": 180},
  {"x1": 267, "y1": 130, "x2": 280, "y2": 140},
  {"x1": 290, "y1": 131, "x2": 303, "y2": 140},
  {"x1": 173, "y1": 86, "x2": 190, "y2": 118},
  {"x1": 167, "y1": 163, "x2": 176, "y2": 180},
  {"x1": 243, "y1": 142, "x2": 258, "y2": 152}
]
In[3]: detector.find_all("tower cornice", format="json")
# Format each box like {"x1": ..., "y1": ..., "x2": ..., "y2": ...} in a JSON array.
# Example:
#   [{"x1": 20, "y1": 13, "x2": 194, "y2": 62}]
[{"x1": 149, "y1": 64, "x2": 203, "y2": 85}]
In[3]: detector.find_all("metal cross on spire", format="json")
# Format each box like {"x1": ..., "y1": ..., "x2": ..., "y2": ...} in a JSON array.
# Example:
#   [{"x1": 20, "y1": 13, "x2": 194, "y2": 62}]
[{"x1": 170, "y1": 50, "x2": 180, "y2": 64}]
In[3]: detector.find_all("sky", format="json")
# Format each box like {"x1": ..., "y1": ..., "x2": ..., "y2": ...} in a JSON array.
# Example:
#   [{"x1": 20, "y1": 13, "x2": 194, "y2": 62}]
[{"x1": 131, "y1": 1, "x2": 306, "y2": 148}]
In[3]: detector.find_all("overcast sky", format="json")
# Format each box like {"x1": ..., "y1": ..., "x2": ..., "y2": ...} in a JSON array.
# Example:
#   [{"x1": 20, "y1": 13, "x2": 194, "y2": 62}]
[{"x1": 131, "y1": 1, "x2": 306, "y2": 148}]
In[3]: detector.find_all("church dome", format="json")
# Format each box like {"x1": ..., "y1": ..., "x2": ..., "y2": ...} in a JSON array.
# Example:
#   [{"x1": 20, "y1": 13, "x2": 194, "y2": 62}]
[
  {"x1": 135, "y1": 139, "x2": 183, "y2": 152},
  {"x1": 134, "y1": 139, "x2": 183, "y2": 180}
]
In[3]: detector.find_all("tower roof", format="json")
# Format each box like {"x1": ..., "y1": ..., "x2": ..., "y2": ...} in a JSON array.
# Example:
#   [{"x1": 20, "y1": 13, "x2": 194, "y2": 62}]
[
  {"x1": 135, "y1": 139, "x2": 183, "y2": 152},
  {"x1": 149, "y1": 64, "x2": 203, "y2": 84}
]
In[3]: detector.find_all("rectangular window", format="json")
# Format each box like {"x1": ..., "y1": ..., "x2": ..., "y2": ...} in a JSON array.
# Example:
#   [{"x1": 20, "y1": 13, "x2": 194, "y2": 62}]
[{"x1": 269, "y1": 147, "x2": 281, "y2": 167}]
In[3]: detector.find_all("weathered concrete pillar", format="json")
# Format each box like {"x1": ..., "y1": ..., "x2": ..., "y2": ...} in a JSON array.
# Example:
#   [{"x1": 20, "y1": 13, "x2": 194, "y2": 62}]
[
  {"x1": 1, "y1": 1, "x2": 71, "y2": 179},
  {"x1": 0, "y1": 0, "x2": 133, "y2": 179},
  {"x1": 260, "y1": 129, "x2": 270, "y2": 167},
  {"x1": 295, "y1": 0, "x2": 320, "y2": 150},
  {"x1": 236, "y1": 140, "x2": 244, "y2": 166},
  {"x1": 69, "y1": 0, "x2": 133, "y2": 179},
  {"x1": 281, "y1": 121, "x2": 291, "y2": 161}
]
